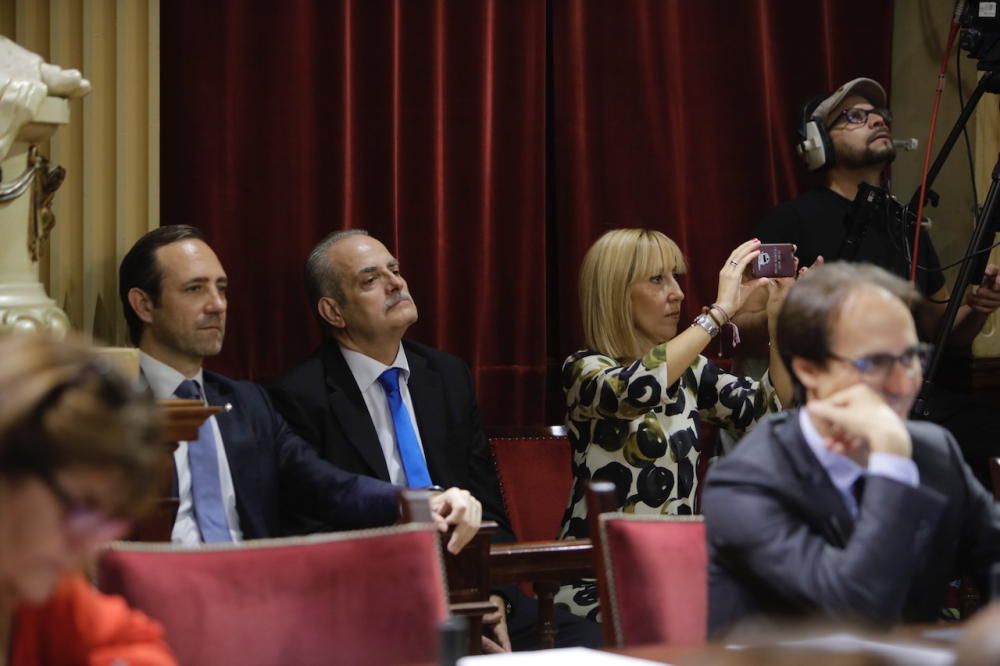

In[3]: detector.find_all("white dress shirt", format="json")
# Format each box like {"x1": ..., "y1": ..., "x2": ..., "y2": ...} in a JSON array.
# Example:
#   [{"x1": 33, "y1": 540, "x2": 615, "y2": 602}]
[
  {"x1": 799, "y1": 408, "x2": 919, "y2": 519},
  {"x1": 340, "y1": 345, "x2": 427, "y2": 486},
  {"x1": 139, "y1": 352, "x2": 243, "y2": 544}
]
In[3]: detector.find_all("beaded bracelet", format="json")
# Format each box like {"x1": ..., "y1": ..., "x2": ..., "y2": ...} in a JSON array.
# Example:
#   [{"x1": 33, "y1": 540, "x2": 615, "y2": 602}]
[
  {"x1": 709, "y1": 303, "x2": 731, "y2": 325},
  {"x1": 700, "y1": 303, "x2": 740, "y2": 350},
  {"x1": 702, "y1": 306, "x2": 724, "y2": 327}
]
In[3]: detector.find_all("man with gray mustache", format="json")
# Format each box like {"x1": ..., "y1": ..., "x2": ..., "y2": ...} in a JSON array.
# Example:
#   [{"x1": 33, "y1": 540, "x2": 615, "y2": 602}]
[{"x1": 269, "y1": 229, "x2": 601, "y2": 652}]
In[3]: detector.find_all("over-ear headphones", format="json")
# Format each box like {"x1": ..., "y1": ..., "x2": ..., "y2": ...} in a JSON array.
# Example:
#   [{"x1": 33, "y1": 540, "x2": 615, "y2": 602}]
[{"x1": 796, "y1": 94, "x2": 834, "y2": 172}]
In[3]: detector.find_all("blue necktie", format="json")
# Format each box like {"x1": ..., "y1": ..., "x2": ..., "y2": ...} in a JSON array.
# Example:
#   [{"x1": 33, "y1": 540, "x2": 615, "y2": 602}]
[
  {"x1": 175, "y1": 380, "x2": 233, "y2": 543},
  {"x1": 376, "y1": 368, "x2": 432, "y2": 488}
]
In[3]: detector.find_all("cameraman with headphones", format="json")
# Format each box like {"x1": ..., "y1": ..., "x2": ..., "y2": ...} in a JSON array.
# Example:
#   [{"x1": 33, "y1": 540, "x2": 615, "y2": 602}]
[{"x1": 740, "y1": 77, "x2": 1000, "y2": 489}]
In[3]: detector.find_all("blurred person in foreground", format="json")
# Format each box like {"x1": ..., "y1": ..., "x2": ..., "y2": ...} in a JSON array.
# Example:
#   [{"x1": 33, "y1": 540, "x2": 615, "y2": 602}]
[
  {"x1": 0, "y1": 333, "x2": 177, "y2": 666},
  {"x1": 556, "y1": 229, "x2": 795, "y2": 620},
  {"x1": 705, "y1": 263, "x2": 1000, "y2": 638},
  {"x1": 955, "y1": 602, "x2": 1000, "y2": 666}
]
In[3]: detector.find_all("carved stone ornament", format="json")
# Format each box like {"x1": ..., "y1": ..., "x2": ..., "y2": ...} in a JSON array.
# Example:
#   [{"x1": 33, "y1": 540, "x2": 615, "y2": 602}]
[
  {"x1": 0, "y1": 36, "x2": 89, "y2": 337},
  {"x1": 0, "y1": 36, "x2": 90, "y2": 163}
]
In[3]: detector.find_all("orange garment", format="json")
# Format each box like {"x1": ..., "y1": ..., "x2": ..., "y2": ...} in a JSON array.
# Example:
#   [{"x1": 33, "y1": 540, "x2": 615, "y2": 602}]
[{"x1": 12, "y1": 573, "x2": 177, "y2": 666}]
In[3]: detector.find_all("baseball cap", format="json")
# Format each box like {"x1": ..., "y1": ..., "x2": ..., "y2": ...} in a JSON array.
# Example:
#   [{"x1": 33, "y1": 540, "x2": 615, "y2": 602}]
[{"x1": 810, "y1": 77, "x2": 887, "y2": 126}]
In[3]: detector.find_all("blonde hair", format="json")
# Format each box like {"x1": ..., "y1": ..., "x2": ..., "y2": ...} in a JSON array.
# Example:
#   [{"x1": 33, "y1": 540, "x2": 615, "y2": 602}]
[
  {"x1": 579, "y1": 228, "x2": 686, "y2": 362},
  {"x1": 0, "y1": 334, "x2": 163, "y2": 517}
]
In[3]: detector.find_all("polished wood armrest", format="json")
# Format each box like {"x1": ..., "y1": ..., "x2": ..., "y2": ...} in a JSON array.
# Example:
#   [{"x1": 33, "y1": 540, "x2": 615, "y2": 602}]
[
  {"x1": 439, "y1": 520, "x2": 498, "y2": 656},
  {"x1": 490, "y1": 539, "x2": 594, "y2": 584},
  {"x1": 489, "y1": 539, "x2": 595, "y2": 649},
  {"x1": 158, "y1": 399, "x2": 223, "y2": 444},
  {"x1": 450, "y1": 601, "x2": 499, "y2": 616}
]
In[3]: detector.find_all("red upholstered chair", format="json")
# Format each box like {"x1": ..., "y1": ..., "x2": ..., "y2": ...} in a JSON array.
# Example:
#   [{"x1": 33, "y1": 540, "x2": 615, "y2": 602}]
[
  {"x1": 991, "y1": 457, "x2": 1000, "y2": 501},
  {"x1": 97, "y1": 525, "x2": 449, "y2": 666},
  {"x1": 587, "y1": 481, "x2": 707, "y2": 648},
  {"x1": 488, "y1": 426, "x2": 572, "y2": 541}
]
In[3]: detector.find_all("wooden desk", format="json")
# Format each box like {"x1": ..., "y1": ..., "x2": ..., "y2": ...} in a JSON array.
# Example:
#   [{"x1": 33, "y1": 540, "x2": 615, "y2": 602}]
[
  {"x1": 411, "y1": 624, "x2": 957, "y2": 664},
  {"x1": 605, "y1": 624, "x2": 956, "y2": 665}
]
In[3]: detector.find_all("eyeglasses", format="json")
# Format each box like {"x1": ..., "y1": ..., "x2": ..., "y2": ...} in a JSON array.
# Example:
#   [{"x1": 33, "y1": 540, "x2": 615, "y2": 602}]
[
  {"x1": 827, "y1": 343, "x2": 931, "y2": 382},
  {"x1": 40, "y1": 473, "x2": 131, "y2": 543},
  {"x1": 828, "y1": 107, "x2": 893, "y2": 129}
]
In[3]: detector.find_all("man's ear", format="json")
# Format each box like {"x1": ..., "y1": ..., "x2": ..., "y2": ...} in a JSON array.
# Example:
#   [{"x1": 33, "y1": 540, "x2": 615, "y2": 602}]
[
  {"x1": 127, "y1": 288, "x2": 155, "y2": 325},
  {"x1": 791, "y1": 356, "x2": 824, "y2": 393},
  {"x1": 318, "y1": 297, "x2": 346, "y2": 330}
]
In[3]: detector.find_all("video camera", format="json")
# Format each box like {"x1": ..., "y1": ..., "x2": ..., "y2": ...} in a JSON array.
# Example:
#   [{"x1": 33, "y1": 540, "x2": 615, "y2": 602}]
[{"x1": 960, "y1": 1, "x2": 1000, "y2": 70}]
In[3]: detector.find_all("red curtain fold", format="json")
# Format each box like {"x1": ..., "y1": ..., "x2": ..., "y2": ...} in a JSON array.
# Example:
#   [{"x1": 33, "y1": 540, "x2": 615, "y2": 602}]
[
  {"x1": 549, "y1": 0, "x2": 894, "y2": 366},
  {"x1": 161, "y1": 0, "x2": 892, "y2": 426}
]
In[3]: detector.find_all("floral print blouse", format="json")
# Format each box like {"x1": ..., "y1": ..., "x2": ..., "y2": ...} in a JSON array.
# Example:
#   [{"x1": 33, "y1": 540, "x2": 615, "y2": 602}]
[{"x1": 554, "y1": 345, "x2": 780, "y2": 620}]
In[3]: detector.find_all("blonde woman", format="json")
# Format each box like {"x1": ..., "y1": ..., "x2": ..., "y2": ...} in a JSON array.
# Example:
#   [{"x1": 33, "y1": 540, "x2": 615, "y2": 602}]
[
  {"x1": 556, "y1": 229, "x2": 793, "y2": 620},
  {"x1": 0, "y1": 334, "x2": 177, "y2": 665}
]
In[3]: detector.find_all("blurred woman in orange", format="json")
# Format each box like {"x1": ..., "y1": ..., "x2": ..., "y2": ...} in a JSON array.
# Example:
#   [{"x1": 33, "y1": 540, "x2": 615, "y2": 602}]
[{"x1": 0, "y1": 334, "x2": 176, "y2": 666}]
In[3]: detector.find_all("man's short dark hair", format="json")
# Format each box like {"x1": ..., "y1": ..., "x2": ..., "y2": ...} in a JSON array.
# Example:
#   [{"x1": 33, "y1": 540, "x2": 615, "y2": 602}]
[
  {"x1": 303, "y1": 229, "x2": 369, "y2": 322},
  {"x1": 776, "y1": 262, "x2": 921, "y2": 403},
  {"x1": 118, "y1": 225, "x2": 205, "y2": 346}
]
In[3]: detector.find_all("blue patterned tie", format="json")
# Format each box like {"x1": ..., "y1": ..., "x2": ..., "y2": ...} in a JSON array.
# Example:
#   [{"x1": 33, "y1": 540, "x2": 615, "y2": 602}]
[
  {"x1": 175, "y1": 380, "x2": 233, "y2": 543},
  {"x1": 376, "y1": 368, "x2": 432, "y2": 488}
]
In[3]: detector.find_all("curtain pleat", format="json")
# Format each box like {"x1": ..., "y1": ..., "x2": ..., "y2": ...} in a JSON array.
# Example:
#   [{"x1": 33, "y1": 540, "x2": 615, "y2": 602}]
[{"x1": 161, "y1": 0, "x2": 892, "y2": 425}]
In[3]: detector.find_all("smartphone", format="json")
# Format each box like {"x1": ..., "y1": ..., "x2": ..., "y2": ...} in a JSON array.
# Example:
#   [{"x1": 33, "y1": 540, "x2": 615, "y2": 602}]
[{"x1": 750, "y1": 243, "x2": 796, "y2": 278}]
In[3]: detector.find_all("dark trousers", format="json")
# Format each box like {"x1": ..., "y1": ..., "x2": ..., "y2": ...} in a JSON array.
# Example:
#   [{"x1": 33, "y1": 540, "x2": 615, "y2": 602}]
[{"x1": 505, "y1": 590, "x2": 603, "y2": 651}]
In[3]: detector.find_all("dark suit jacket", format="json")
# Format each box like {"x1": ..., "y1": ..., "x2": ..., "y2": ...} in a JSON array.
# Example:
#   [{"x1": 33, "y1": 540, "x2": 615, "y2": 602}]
[
  {"x1": 268, "y1": 338, "x2": 511, "y2": 537},
  {"x1": 200, "y1": 370, "x2": 400, "y2": 539},
  {"x1": 703, "y1": 409, "x2": 1000, "y2": 638}
]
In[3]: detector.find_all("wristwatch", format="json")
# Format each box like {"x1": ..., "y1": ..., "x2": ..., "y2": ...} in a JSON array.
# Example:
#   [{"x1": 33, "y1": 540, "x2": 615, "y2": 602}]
[{"x1": 692, "y1": 313, "x2": 720, "y2": 338}]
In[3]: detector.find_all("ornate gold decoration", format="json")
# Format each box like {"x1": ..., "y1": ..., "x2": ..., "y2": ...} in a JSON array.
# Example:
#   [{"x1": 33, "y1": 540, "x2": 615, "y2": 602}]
[
  {"x1": 27, "y1": 146, "x2": 65, "y2": 262},
  {"x1": 0, "y1": 145, "x2": 65, "y2": 262}
]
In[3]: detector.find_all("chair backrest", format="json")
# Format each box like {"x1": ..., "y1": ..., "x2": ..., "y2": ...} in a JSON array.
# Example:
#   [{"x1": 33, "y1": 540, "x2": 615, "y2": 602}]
[
  {"x1": 991, "y1": 457, "x2": 1000, "y2": 502},
  {"x1": 488, "y1": 427, "x2": 572, "y2": 541},
  {"x1": 97, "y1": 525, "x2": 449, "y2": 666},
  {"x1": 587, "y1": 481, "x2": 707, "y2": 648}
]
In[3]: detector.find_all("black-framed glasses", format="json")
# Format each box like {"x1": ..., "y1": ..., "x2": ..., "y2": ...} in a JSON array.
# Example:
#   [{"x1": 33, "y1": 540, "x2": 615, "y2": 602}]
[
  {"x1": 827, "y1": 343, "x2": 932, "y2": 381},
  {"x1": 40, "y1": 472, "x2": 131, "y2": 542},
  {"x1": 829, "y1": 106, "x2": 893, "y2": 129},
  {"x1": 19, "y1": 359, "x2": 138, "y2": 542}
]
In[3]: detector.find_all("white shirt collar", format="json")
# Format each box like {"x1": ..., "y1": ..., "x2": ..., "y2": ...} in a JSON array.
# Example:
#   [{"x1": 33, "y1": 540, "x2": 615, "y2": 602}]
[
  {"x1": 139, "y1": 351, "x2": 206, "y2": 400},
  {"x1": 798, "y1": 407, "x2": 864, "y2": 494},
  {"x1": 339, "y1": 344, "x2": 410, "y2": 392}
]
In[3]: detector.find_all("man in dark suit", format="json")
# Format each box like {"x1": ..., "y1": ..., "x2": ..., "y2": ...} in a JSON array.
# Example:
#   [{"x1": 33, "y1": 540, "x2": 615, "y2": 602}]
[
  {"x1": 703, "y1": 262, "x2": 1000, "y2": 638},
  {"x1": 269, "y1": 229, "x2": 601, "y2": 652},
  {"x1": 118, "y1": 224, "x2": 481, "y2": 550}
]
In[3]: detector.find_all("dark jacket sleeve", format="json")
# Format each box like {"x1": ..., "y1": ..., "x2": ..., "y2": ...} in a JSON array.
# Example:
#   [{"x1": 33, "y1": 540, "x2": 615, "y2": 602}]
[
  {"x1": 258, "y1": 385, "x2": 401, "y2": 530},
  {"x1": 951, "y1": 434, "x2": 1000, "y2": 585},
  {"x1": 704, "y1": 453, "x2": 948, "y2": 632}
]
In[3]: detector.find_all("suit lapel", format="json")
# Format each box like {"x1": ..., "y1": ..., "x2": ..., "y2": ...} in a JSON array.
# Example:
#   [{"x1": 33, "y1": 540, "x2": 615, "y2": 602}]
[
  {"x1": 321, "y1": 341, "x2": 392, "y2": 481},
  {"x1": 404, "y1": 344, "x2": 448, "y2": 485},
  {"x1": 776, "y1": 409, "x2": 857, "y2": 547}
]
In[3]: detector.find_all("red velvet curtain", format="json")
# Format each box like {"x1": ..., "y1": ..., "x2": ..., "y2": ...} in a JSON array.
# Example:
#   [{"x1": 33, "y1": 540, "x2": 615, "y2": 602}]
[{"x1": 161, "y1": 0, "x2": 892, "y2": 426}]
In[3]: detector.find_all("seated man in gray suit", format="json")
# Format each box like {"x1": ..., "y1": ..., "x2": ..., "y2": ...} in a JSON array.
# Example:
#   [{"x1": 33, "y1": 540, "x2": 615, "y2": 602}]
[{"x1": 703, "y1": 262, "x2": 1000, "y2": 637}]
